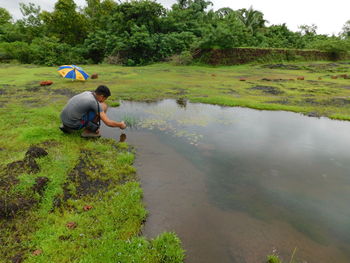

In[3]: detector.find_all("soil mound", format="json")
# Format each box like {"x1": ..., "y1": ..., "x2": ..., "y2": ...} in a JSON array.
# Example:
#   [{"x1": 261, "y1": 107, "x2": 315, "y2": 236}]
[
  {"x1": 249, "y1": 85, "x2": 284, "y2": 95},
  {"x1": 0, "y1": 146, "x2": 48, "y2": 219},
  {"x1": 262, "y1": 64, "x2": 302, "y2": 70},
  {"x1": 62, "y1": 150, "x2": 110, "y2": 203}
]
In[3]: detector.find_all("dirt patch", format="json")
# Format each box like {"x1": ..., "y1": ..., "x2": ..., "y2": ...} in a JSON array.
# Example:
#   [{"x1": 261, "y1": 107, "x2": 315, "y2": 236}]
[
  {"x1": 114, "y1": 71, "x2": 129, "y2": 75},
  {"x1": 324, "y1": 98, "x2": 350, "y2": 107},
  {"x1": 0, "y1": 84, "x2": 16, "y2": 89},
  {"x1": 303, "y1": 98, "x2": 320, "y2": 105},
  {"x1": 62, "y1": 150, "x2": 110, "y2": 202},
  {"x1": 11, "y1": 252, "x2": 24, "y2": 263},
  {"x1": 6, "y1": 158, "x2": 40, "y2": 176},
  {"x1": 0, "y1": 146, "x2": 48, "y2": 218},
  {"x1": 0, "y1": 195, "x2": 36, "y2": 219},
  {"x1": 22, "y1": 99, "x2": 41, "y2": 107},
  {"x1": 307, "y1": 63, "x2": 350, "y2": 73},
  {"x1": 262, "y1": 64, "x2": 303, "y2": 70},
  {"x1": 26, "y1": 146, "x2": 48, "y2": 159},
  {"x1": 32, "y1": 177, "x2": 49, "y2": 196},
  {"x1": 266, "y1": 99, "x2": 290, "y2": 105},
  {"x1": 51, "y1": 88, "x2": 77, "y2": 98},
  {"x1": 25, "y1": 86, "x2": 41, "y2": 92},
  {"x1": 4, "y1": 145, "x2": 48, "y2": 185},
  {"x1": 249, "y1": 85, "x2": 284, "y2": 95},
  {"x1": 261, "y1": 78, "x2": 292, "y2": 82}
]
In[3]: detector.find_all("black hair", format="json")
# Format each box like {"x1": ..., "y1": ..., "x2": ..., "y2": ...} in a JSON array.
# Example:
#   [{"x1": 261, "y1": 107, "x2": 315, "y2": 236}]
[{"x1": 95, "y1": 85, "x2": 111, "y2": 97}]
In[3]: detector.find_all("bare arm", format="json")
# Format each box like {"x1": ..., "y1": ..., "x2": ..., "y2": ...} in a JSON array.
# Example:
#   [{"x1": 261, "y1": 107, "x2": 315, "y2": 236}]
[{"x1": 100, "y1": 111, "x2": 126, "y2": 129}]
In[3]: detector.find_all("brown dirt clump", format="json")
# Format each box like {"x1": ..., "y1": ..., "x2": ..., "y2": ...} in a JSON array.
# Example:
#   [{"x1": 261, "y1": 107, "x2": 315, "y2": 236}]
[
  {"x1": 25, "y1": 146, "x2": 48, "y2": 159},
  {"x1": 11, "y1": 252, "x2": 24, "y2": 263},
  {"x1": 0, "y1": 146, "x2": 48, "y2": 218},
  {"x1": 62, "y1": 150, "x2": 110, "y2": 203},
  {"x1": 51, "y1": 88, "x2": 77, "y2": 98},
  {"x1": 266, "y1": 99, "x2": 290, "y2": 105},
  {"x1": 32, "y1": 177, "x2": 49, "y2": 196},
  {"x1": 262, "y1": 64, "x2": 302, "y2": 70},
  {"x1": 249, "y1": 85, "x2": 284, "y2": 95},
  {"x1": 0, "y1": 196, "x2": 36, "y2": 219},
  {"x1": 324, "y1": 98, "x2": 350, "y2": 106}
]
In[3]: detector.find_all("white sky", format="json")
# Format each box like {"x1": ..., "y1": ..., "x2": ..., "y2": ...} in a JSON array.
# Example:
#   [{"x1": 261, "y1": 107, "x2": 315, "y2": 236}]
[{"x1": 1, "y1": 0, "x2": 349, "y2": 35}]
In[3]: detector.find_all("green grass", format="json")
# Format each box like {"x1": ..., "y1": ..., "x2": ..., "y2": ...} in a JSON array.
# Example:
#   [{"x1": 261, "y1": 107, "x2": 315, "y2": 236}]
[
  {"x1": 0, "y1": 65, "x2": 185, "y2": 262},
  {"x1": 1, "y1": 61, "x2": 350, "y2": 262}
]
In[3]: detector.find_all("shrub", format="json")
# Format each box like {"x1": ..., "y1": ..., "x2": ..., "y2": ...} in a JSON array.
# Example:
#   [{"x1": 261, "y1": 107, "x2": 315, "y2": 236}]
[
  {"x1": 29, "y1": 37, "x2": 87, "y2": 66},
  {"x1": 0, "y1": 41, "x2": 31, "y2": 63},
  {"x1": 308, "y1": 39, "x2": 350, "y2": 60},
  {"x1": 169, "y1": 50, "x2": 193, "y2": 65}
]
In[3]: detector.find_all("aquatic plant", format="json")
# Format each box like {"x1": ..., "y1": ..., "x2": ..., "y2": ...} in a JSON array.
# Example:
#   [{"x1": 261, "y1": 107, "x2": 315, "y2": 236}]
[
  {"x1": 267, "y1": 247, "x2": 297, "y2": 263},
  {"x1": 122, "y1": 114, "x2": 139, "y2": 128}
]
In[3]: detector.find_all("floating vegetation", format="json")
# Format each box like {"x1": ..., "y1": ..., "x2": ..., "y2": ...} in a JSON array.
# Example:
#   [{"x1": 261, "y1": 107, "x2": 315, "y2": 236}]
[
  {"x1": 124, "y1": 103, "x2": 236, "y2": 145},
  {"x1": 139, "y1": 118, "x2": 203, "y2": 146}
]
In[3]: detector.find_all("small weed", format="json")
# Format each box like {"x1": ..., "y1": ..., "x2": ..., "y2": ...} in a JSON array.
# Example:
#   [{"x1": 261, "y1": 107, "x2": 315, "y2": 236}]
[
  {"x1": 267, "y1": 247, "x2": 297, "y2": 263},
  {"x1": 122, "y1": 114, "x2": 139, "y2": 128}
]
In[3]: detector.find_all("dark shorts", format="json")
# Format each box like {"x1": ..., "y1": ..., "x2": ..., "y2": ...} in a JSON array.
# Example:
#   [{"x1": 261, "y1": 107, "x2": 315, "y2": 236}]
[{"x1": 79, "y1": 111, "x2": 97, "y2": 129}]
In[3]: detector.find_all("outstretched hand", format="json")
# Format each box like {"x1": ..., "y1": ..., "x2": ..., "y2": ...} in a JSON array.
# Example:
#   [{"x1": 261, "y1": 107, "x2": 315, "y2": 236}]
[{"x1": 119, "y1": 121, "x2": 127, "y2": 129}]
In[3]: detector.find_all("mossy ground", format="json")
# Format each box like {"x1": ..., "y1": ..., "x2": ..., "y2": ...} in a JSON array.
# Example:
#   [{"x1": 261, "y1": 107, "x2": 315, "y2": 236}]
[
  {"x1": 0, "y1": 64, "x2": 185, "y2": 262},
  {"x1": 0, "y1": 61, "x2": 350, "y2": 262}
]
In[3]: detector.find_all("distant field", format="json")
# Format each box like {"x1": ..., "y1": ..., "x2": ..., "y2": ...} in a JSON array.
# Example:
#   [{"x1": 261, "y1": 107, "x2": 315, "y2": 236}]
[{"x1": 1, "y1": 61, "x2": 350, "y2": 120}]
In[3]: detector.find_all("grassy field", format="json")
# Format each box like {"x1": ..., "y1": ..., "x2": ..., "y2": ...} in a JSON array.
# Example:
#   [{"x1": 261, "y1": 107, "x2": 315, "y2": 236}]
[{"x1": 0, "y1": 61, "x2": 350, "y2": 262}]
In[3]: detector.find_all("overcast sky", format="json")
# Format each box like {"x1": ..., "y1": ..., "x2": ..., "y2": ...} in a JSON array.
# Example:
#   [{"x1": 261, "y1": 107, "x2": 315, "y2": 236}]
[{"x1": 1, "y1": 0, "x2": 349, "y2": 35}]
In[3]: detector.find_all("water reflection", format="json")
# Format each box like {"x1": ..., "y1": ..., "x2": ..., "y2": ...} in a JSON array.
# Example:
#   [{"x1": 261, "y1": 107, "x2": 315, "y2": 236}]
[
  {"x1": 102, "y1": 100, "x2": 350, "y2": 263},
  {"x1": 119, "y1": 133, "x2": 127, "y2": 142},
  {"x1": 176, "y1": 98, "x2": 187, "y2": 108}
]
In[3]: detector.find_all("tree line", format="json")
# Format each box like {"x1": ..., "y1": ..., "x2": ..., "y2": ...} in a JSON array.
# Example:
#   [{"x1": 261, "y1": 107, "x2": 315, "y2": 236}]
[{"x1": 0, "y1": 0, "x2": 349, "y2": 66}]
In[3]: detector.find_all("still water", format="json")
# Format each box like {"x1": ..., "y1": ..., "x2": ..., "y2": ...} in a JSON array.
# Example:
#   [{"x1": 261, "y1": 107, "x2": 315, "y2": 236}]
[{"x1": 101, "y1": 99, "x2": 350, "y2": 263}]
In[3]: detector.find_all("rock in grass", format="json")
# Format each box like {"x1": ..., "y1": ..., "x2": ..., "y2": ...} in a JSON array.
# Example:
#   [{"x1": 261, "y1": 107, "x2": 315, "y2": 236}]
[{"x1": 40, "y1": 81, "x2": 53, "y2": 86}]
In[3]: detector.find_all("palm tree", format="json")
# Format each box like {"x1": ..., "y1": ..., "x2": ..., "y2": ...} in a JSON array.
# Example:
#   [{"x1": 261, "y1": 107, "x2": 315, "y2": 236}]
[
  {"x1": 215, "y1": 7, "x2": 234, "y2": 19},
  {"x1": 237, "y1": 6, "x2": 268, "y2": 34}
]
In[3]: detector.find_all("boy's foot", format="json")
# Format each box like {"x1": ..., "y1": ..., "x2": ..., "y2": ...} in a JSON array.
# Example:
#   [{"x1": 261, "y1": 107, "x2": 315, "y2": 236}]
[
  {"x1": 81, "y1": 129, "x2": 101, "y2": 138},
  {"x1": 59, "y1": 124, "x2": 74, "y2": 134}
]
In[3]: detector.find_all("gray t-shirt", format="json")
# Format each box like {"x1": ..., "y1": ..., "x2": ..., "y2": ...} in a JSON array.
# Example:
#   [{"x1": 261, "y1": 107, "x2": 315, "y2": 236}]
[{"x1": 60, "y1": 91, "x2": 103, "y2": 128}]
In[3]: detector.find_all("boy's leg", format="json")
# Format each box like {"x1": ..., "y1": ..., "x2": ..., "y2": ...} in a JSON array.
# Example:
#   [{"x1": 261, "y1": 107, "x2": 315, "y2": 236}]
[
  {"x1": 59, "y1": 124, "x2": 75, "y2": 134},
  {"x1": 81, "y1": 111, "x2": 101, "y2": 138}
]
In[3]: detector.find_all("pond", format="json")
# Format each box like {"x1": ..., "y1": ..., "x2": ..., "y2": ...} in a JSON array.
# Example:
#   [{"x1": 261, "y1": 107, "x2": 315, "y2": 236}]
[{"x1": 101, "y1": 99, "x2": 350, "y2": 263}]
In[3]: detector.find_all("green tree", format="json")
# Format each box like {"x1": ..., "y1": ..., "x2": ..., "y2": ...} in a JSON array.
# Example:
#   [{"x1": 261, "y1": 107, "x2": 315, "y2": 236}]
[
  {"x1": 340, "y1": 20, "x2": 350, "y2": 39},
  {"x1": 83, "y1": 0, "x2": 118, "y2": 30},
  {"x1": 15, "y1": 3, "x2": 44, "y2": 42},
  {"x1": 41, "y1": 0, "x2": 88, "y2": 45},
  {"x1": 298, "y1": 24, "x2": 318, "y2": 35},
  {"x1": 0, "y1": 7, "x2": 12, "y2": 25},
  {"x1": 199, "y1": 10, "x2": 250, "y2": 49},
  {"x1": 215, "y1": 7, "x2": 234, "y2": 19},
  {"x1": 237, "y1": 6, "x2": 267, "y2": 35},
  {"x1": 262, "y1": 24, "x2": 305, "y2": 48}
]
